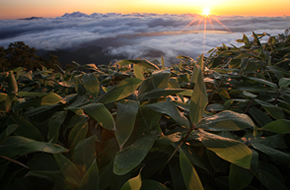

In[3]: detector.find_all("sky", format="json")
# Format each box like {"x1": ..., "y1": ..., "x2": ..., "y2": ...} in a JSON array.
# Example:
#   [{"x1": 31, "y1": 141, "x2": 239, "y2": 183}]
[
  {"x1": 1, "y1": 0, "x2": 290, "y2": 19},
  {"x1": 0, "y1": 1, "x2": 289, "y2": 65}
]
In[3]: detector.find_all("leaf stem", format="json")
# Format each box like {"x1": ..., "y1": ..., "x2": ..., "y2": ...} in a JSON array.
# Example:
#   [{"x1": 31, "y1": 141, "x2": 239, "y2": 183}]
[
  {"x1": 244, "y1": 98, "x2": 254, "y2": 114},
  {"x1": 208, "y1": 77, "x2": 225, "y2": 103},
  {"x1": 1, "y1": 156, "x2": 30, "y2": 170}
]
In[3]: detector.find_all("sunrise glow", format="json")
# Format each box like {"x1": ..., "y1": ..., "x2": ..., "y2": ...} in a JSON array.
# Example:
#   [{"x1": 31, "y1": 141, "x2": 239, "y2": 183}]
[
  {"x1": 0, "y1": 0, "x2": 290, "y2": 19},
  {"x1": 202, "y1": 8, "x2": 210, "y2": 17}
]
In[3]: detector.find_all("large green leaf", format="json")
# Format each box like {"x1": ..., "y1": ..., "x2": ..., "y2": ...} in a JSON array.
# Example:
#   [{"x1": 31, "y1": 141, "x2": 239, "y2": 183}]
[
  {"x1": 152, "y1": 69, "x2": 170, "y2": 89},
  {"x1": 254, "y1": 99, "x2": 284, "y2": 119},
  {"x1": 179, "y1": 150, "x2": 204, "y2": 190},
  {"x1": 140, "y1": 180, "x2": 170, "y2": 190},
  {"x1": 117, "y1": 59, "x2": 159, "y2": 70},
  {"x1": 196, "y1": 110, "x2": 255, "y2": 131},
  {"x1": 8, "y1": 71, "x2": 18, "y2": 94},
  {"x1": 262, "y1": 119, "x2": 290, "y2": 133},
  {"x1": 0, "y1": 136, "x2": 67, "y2": 158},
  {"x1": 114, "y1": 134, "x2": 158, "y2": 175},
  {"x1": 251, "y1": 143, "x2": 290, "y2": 165},
  {"x1": 0, "y1": 124, "x2": 18, "y2": 143},
  {"x1": 13, "y1": 92, "x2": 65, "y2": 109},
  {"x1": 16, "y1": 91, "x2": 47, "y2": 97},
  {"x1": 244, "y1": 76, "x2": 278, "y2": 89},
  {"x1": 120, "y1": 173, "x2": 142, "y2": 190},
  {"x1": 54, "y1": 153, "x2": 82, "y2": 188},
  {"x1": 254, "y1": 169, "x2": 288, "y2": 190},
  {"x1": 279, "y1": 78, "x2": 290, "y2": 88},
  {"x1": 138, "y1": 88, "x2": 185, "y2": 101},
  {"x1": 179, "y1": 144, "x2": 211, "y2": 173},
  {"x1": 190, "y1": 65, "x2": 208, "y2": 125},
  {"x1": 68, "y1": 122, "x2": 88, "y2": 153},
  {"x1": 47, "y1": 111, "x2": 67, "y2": 143},
  {"x1": 82, "y1": 73, "x2": 100, "y2": 98},
  {"x1": 11, "y1": 115, "x2": 43, "y2": 141},
  {"x1": 0, "y1": 93, "x2": 7, "y2": 102},
  {"x1": 73, "y1": 136, "x2": 97, "y2": 176},
  {"x1": 229, "y1": 164, "x2": 254, "y2": 190},
  {"x1": 98, "y1": 78, "x2": 142, "y2": 104},
  {"x1": 116, "y1": 100, "x2": 139, "y2": 150},
  {"x1": 75, "y1": 76, "x2": 87, "y2": 95},
  {"x1": 133, "y1": 64, "x2": 145, "y2": 80},
  {"x1": 77, "y1": 160, "x2": 100, "y2": 190},
  {"x1": 82, "y1": 103, "x2": 115, "y2": 130},
  {"x1": 146, "y1": 101, "x2": 190, "y2": 128},
  {"x1": 248, "y1": 107, "x2": 272, "y2": 127},
  {"x1": 193, "y1": 130, "x2": 252, "y2": 169}
]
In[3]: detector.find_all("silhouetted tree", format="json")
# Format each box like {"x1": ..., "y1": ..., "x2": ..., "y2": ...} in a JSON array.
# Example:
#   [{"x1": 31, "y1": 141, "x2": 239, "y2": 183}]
[{"x1": 1, "y1": 41, "x2": 62, "y2": 72}]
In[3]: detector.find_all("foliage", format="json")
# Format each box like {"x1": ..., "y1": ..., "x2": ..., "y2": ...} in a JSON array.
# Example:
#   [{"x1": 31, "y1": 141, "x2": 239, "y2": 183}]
[
  {"x1": 0, "y1": 29, "x2": 290, "y2": 190},
  {"x1": 0, "y1": 41, "x2": 62, "y2": 71}
]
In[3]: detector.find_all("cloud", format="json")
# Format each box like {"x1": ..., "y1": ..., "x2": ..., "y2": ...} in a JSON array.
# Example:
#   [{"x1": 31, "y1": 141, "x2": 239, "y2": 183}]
[{"x1": 0, "y1": 12, "x2": 289, "y2": 65}]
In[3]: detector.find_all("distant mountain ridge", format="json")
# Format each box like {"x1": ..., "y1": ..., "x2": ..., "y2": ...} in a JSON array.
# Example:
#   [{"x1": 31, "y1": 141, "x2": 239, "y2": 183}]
[{"x1": 18, "y1": 16, "x2": 43, "y2": 20}]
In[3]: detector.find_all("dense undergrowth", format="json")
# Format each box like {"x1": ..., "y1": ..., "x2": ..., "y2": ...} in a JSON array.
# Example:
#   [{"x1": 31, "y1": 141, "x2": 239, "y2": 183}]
[{"x1": 0, "y1": 29, "x2": 290, "y2": 190}]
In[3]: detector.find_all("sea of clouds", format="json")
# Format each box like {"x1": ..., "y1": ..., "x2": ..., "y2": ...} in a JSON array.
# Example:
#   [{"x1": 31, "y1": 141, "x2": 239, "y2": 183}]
[{"x1": 0, "y1": 12, "x2": 289, "y2": 65}]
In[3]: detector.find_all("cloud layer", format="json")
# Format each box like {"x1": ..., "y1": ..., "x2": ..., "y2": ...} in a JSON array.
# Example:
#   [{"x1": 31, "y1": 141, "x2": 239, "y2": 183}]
[{"x1": 0, "y1": 12, "x2": 289, "y2": 65}]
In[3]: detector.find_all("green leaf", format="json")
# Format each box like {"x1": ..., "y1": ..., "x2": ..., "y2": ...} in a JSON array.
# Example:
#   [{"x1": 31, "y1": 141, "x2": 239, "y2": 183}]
[
  {"x1": 252, "y1": 31, "x2": 261, "y2": 46},
  {"x1": 251, "y1": 143, "x2": 290, "y2": 165},
  {"x1": 77, "y1": 160, "x2": 100, "y2": 190},
  {"x1": 244, "y1": 76, "x2": 278, "y2": 89},
  {"x1": 138, "y1": 88, "x2": 185, "y2": 101},
  {"x1": 254, "y1": 169, "x2": 288, "y2": 190},
  {"x1": 279, "y1": 78, "x2": 290, "y2": 88},
  {"x1": 262, "y1": 119, "x2": 290, "y2": 133},
  {"x1": 98, "y1": 78, "x2": 142, "y2": 104},
  {"x1": 54, "y1": 153, "x2": 82, "y2": 188},
  {"x1": 114, "y1": 134, "x2": 158, "y2": 175},
  {"x1": 11, "y1": 115, "x2": 43, "y2": 141},
  {"x1": 75, "y1": 76, "x2": 87, "y2": 95},
  {"x1": 140, "y1": 180, "x2": 170, "y2": 190},
  {"x1": 117, "y1": 59, "x2": 159, "y2": 70},
  {"x1": 229, "y1": 164, "x2": 254, "y2": 190},
  {"x1": 16, "y1": 91, "x2": 47, "y2": 97},
  {"x1": 120, "y1": 173, "x2": 142, "y2": 190},
  {"x1": 0, "y1": 124, "x2": 18, "y2": 143},
  {"x1": 190, "y1": 65, "x2": 208, "y2": 125},
  {"x1": 82, "y1": 73, "x2": 100, "y2": 98},
  {"x1": 196, "y1": 54, "x2": 204, "y2": 68},
  {"x1": 249, "y1": 135, "x2": 287, "y2": 149},
  {"x1": 161, "y1": 55, "x2": 165, "y2": 70},
  {"x1": 82, "y1": 103, "x2": 115, "y2": 130},
  {"x1": 116, "y1": 100, "x2": 139, "y2": 149},
  {"x1": 146, "y1": 101, "x2": 190, "y2": 128},
  {"x1": 248, "y1": 107, "x2": 272, "y2": 127},
  {"x1": 134, "y1": 64, "x2": 145, "y2": 80},
  {"x1": 242, "y1": 91, "x2": 257, "y2": 98},
  {"x1": 0, "y1": 93, "x2": 7, "y2": 102},
  {"x1": 47, "y1": 111, "x2": 67, "y2": 143},
  {"x1": 73, "y1": 136, "x2": 97, "y2": 176},
  {"x1": 68, "y1": 122, "x2": 88, "y2": 153},
  {"x1": 254, "y1": 99, "x2": 284, "y2": 119},
  {"x1": 179, "y1": 150, "x2": 204, "y2": 190},
  {"x1": 169, "y1": 159, "x2": 187, "y2": 190},
  {"x1": 243, "y1": 34, "x2": 250, "y2": 46},
  {"x1": 14, "y1": 92, "x2": 65, "y2": 109},
  {"x1": 0, "y1": 136, "x2": 67, "y2": 158},
  {"x1": 193, "y1": 130, "x2": 252, "y2": 169},
  {"x1": 152, "y1": 69, "x2": 170, "y2": 89},
  {"x1": 179, "y1": 144, "x2": 211, "y2": 173},
  {"x1": 196, "y1": 110, "x2": 255, "y2": 131},
  {"x1": 8, "y1": 71, "x2": 18, "y2": 94}
]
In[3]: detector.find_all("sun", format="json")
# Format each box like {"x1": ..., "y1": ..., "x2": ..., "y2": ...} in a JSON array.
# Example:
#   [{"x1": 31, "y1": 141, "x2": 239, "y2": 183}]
[{"x1": 202, "y1": 7, "x2": 210, "y2": 16}]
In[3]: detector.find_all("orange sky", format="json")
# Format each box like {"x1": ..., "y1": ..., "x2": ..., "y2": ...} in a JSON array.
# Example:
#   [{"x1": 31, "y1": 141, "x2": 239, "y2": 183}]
[{"x1": 1, "y1": 0, "x2": 290, "y2": 19}]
